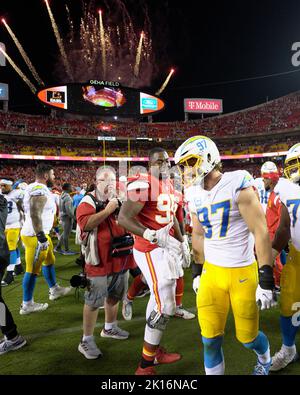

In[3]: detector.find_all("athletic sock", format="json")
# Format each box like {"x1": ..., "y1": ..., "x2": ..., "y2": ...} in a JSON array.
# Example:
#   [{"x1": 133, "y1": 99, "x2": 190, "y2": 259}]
[
  {"x1": 9, "y1": 250, "x2": 18, "y2": 266},
  {"x1": 175, "y1": 276, "x2": 184, "y2": 307},
  {"x1": 82, "y1": 335, "x2": 94, "y2": 342},
  {"x1": 22, "y1": 272, "x2": 37, "y2": 302},
  {"x1": 141, "y1": 343, "x2": 157, "y2": 368},
  {"x1": 42, "y1": 264, "x2": 56, "y2": 288},
  {"x1": 202, "y1": 336, "x2": 224, "y2": 374},
  {"x1": 243, "y1": 331, "x2": 271, "y2": 364},
  {"x1": 280, "y1": 315, "x2": 299, "y2": 347},
  {"x1": 205, "y1": 360, "x2": 225, "y2": 375},
  {"x1": 16, "y1": 248, "x2": 21, "y2": 265}
]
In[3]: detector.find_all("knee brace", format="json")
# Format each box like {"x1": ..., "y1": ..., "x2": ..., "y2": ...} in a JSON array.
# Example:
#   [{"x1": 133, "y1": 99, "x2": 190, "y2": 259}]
[{"x1": 147, "y1": 309, "x2": 170, "y2": 331}]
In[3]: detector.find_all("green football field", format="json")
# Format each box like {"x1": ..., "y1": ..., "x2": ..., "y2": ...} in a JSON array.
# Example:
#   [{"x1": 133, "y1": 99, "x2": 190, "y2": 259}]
[{"x1": 1, "y1": 237, "x2": 300, "y2": 375}]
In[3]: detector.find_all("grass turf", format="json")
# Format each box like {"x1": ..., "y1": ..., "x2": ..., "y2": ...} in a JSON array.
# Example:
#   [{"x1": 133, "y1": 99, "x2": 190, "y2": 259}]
[{"x1": 1, "y1": 237, "x2": 300, "y2": 375}]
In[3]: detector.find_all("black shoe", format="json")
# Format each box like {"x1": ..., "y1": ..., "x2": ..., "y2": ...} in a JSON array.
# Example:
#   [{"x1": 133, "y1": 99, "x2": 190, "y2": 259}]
[
  {"x1": 14, "y1": 264, "x2": 24, "y2": 276},
  {"x1": 1, "y1": 271, "x2": 14, "y2": 286}
]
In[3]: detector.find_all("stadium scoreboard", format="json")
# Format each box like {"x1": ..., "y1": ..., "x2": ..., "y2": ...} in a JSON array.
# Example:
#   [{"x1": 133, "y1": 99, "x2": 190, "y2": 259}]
[{"x1": 37, "y1": 80, "x2": 165, "y2": 117}]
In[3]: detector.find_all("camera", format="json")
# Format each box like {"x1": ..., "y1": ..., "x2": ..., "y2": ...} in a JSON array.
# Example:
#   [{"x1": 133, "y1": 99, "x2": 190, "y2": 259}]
[{"x1": 70, "y1": 272, "x2": 91, "y2": 289}]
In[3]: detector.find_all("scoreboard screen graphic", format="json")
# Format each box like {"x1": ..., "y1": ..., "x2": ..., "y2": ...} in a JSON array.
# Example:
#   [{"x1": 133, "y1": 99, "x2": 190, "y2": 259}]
[{"x1": 37, "y1": 80, "x2": 165, "y2": 117}]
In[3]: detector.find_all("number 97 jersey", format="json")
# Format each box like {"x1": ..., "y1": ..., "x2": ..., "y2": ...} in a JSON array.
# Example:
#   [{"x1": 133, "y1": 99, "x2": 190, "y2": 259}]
[
  {"x1": 187, "y1": 170, "x2": 256, "y2": 268},
  {"x1": 127, "y1": 174, "x2": 176, "y2": 252}
]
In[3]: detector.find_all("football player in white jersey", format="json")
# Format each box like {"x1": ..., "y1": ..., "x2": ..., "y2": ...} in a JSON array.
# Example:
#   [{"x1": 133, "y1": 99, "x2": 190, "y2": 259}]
[
  {"x1": 0, "y1": 178, "x2": 24, "y2": 286},
  {"x1": 20, "y1": 164, "x2": 71, "y2": 315},
  {"x1": 268, "y1": 143, "x2": 300, "y2": 371},
  {"x1": 174, "y1": 136, "x2": 276, "y2": 375}
]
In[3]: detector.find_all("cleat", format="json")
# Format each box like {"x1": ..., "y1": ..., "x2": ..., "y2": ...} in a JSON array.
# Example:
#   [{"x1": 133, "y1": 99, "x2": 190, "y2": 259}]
[
  {"x1": 49, "y1": 285, "x2": 72, "y2": 301},
  {"x1": 122, "y1": 299, "x2": 133, "y2": 321},
  {"x1": 101, "y1": 326, "x2": 129, "y2": 340},
  {"x1": 135, "y1": 364, "x2": 157, "y2": 375},
  {"x1": 20, "y1": 302, "x2": 48, "y2": 315},
  {"x1": 0, "y1": 335, "x2": 27, "y2": 355},
  {"x1": 135, "y1": 287, "x2": 150, "y2": 298},
  {"x1": 175, "y1": 305, "x2": 196, "y2": 320},
  {"x1": 270, "y1": 346, "x2": 299, "y2": 372},
  {"x1": 253, "y1": 360, "x2": 271, "y2": 375},
  {"x1": 1, "y1": 271, "x2": 14, "y2": 287},
  {"x1": 78, "y1": 338, "x2": 102, "y2": 360},
  {"x1": 14, "y1": 264, "x2": 24, "y2": 276},
  {"x1": 154, "y1": 346, "x2": 182, "y2": 365}
]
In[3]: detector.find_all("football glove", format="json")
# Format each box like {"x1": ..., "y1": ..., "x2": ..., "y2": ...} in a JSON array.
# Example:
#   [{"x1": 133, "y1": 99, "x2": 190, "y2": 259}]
[
  {"x1": 143, "y1": 222, "x2": 181, "y2": 252},
  {"x1": 36, "y1": 231, "x2": 49, "y2": 251},
  {"x1": 181, "y1": 235, "x2": 191, "y2": 269},
  {"x1": 192, "y1": 262, "x2": 203, "y2": 294},
  {"x1": 256, "y1": 265, "x2": 277, "y2": 310}
]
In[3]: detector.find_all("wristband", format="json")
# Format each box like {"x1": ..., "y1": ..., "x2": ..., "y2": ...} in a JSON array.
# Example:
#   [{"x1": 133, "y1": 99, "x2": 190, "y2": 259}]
[
  {"x1": 36, "y1": 231, "x2": 47, "y2": 243},
  {"x1": 191, "y1": 262, "x2": 203, "y2": 279},
  {"x1": 258, "y1": 265, "x2": 274, "y2": 290}
]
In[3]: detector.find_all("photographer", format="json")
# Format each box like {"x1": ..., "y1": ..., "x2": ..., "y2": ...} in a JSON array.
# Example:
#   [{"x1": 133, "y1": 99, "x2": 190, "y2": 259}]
[
  {"x1": 76, "y1": 166, "x2": 133, "y2": 360},
  {"x1": 0, "y1": 194, "x2": 26, "y2": 354}
]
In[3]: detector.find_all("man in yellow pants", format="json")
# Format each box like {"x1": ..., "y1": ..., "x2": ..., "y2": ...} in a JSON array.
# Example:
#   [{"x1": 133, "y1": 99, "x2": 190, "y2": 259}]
[
  {"x1": 20, "y1": 164, "x2": 71, "y2": 315},
  {"x1": 174, "y1": 135, "x2": 277, "y2": 375},
  {"x1": 0, "y1": 178, "x2": 24, "y2": 286}
]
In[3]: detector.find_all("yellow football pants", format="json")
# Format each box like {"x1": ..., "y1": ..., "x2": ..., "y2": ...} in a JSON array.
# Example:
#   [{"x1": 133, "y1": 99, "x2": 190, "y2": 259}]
[
  {"x1": 5, "y1": 228, "x2": 20, "y2": 250},
  {"x1": 197, "y1": 261, "x2": 259, "y2": 344},
  {"x1": 21, "y1": 235, "x2": 55, "y2": 275},
  {"x1": 280, "y1": 243, "x2": 300, "y2": 317}
]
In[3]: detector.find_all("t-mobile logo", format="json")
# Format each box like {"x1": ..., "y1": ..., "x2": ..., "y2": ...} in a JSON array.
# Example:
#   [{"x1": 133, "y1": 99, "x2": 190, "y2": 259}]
[{"x1": 0, "y1": 302, "x2": 6, "y2": 326}]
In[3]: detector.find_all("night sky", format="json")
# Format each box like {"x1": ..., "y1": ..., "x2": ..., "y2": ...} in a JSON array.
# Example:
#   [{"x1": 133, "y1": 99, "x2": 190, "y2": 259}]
[{"x1": 1, "y1": 0, "x2": 300, "y2": 122}]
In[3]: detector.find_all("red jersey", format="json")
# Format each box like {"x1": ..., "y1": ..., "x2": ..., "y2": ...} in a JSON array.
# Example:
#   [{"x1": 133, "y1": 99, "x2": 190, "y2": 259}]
[
  {"x1": 127, "y1": 174, "x2": 176, "y2": 252},
  {"x1": 266, "y1": 191, "x2": 281, "y2": 240},
  {"x1": 77, "y1": 194, "x2": 135, "y2": 277}
]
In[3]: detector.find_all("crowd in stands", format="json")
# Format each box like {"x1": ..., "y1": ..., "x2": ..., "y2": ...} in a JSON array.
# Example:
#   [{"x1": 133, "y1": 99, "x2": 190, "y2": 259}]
[
  {"x1": 0, "y1": 157, "x2": 282, "y2": 189},
  {"x1": 0, "y1": 134, "x2": 299, "y2": 158},
  {"x1": 1, "y1": 91, "x2": 300, "y2": 139}
]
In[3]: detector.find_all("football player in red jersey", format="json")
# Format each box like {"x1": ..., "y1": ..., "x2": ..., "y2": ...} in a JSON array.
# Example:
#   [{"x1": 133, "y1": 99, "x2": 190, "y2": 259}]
[
  {"x1": 118, "y1": 147, "x2": 189, "y2": 375},
  {"x1": 261, "y1": 162, "x2": 285, "y2": 289}
]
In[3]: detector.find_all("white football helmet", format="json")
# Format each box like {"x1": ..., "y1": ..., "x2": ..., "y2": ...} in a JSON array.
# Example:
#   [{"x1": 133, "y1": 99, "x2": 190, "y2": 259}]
[
  {"x1": 284, "y1": 143, "x2": 300, "y2": 183},
  {"x1": 174, "y1": 136, "x2": 221, "y2": 186},
  {"x1": 260, "y1": 161, "x2": 279, "y2": 181}
]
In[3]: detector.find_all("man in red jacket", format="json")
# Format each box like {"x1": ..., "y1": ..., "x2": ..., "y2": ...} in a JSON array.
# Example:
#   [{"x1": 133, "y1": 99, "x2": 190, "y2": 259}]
[{"x1": 76, "y1": 166, "x2": 133, "y2": 360}]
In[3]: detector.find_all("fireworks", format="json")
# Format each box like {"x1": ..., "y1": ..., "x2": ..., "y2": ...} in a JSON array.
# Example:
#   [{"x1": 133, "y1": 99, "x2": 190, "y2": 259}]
[
  {"x1": 156, "y1": 68, "x2": 175, "y2": 96},
  {"x1": 1, "y1": 0, "x2": 173, "y2": 97},
  {"x1": 0, "y1": 46, "x2": 36, "y2": 94},
  {"x1": 44, "y1": 0, "x2": 73, "y2": 80},
  {"x1": 133, "y1": 32, "x2": 144, "y2": 79},
  {"x1": 1, "y1": 19, "x2": 44, "y2": 86},
  {"x1": 98, "y1": 10, "x2": 107, "y2": 80}
]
